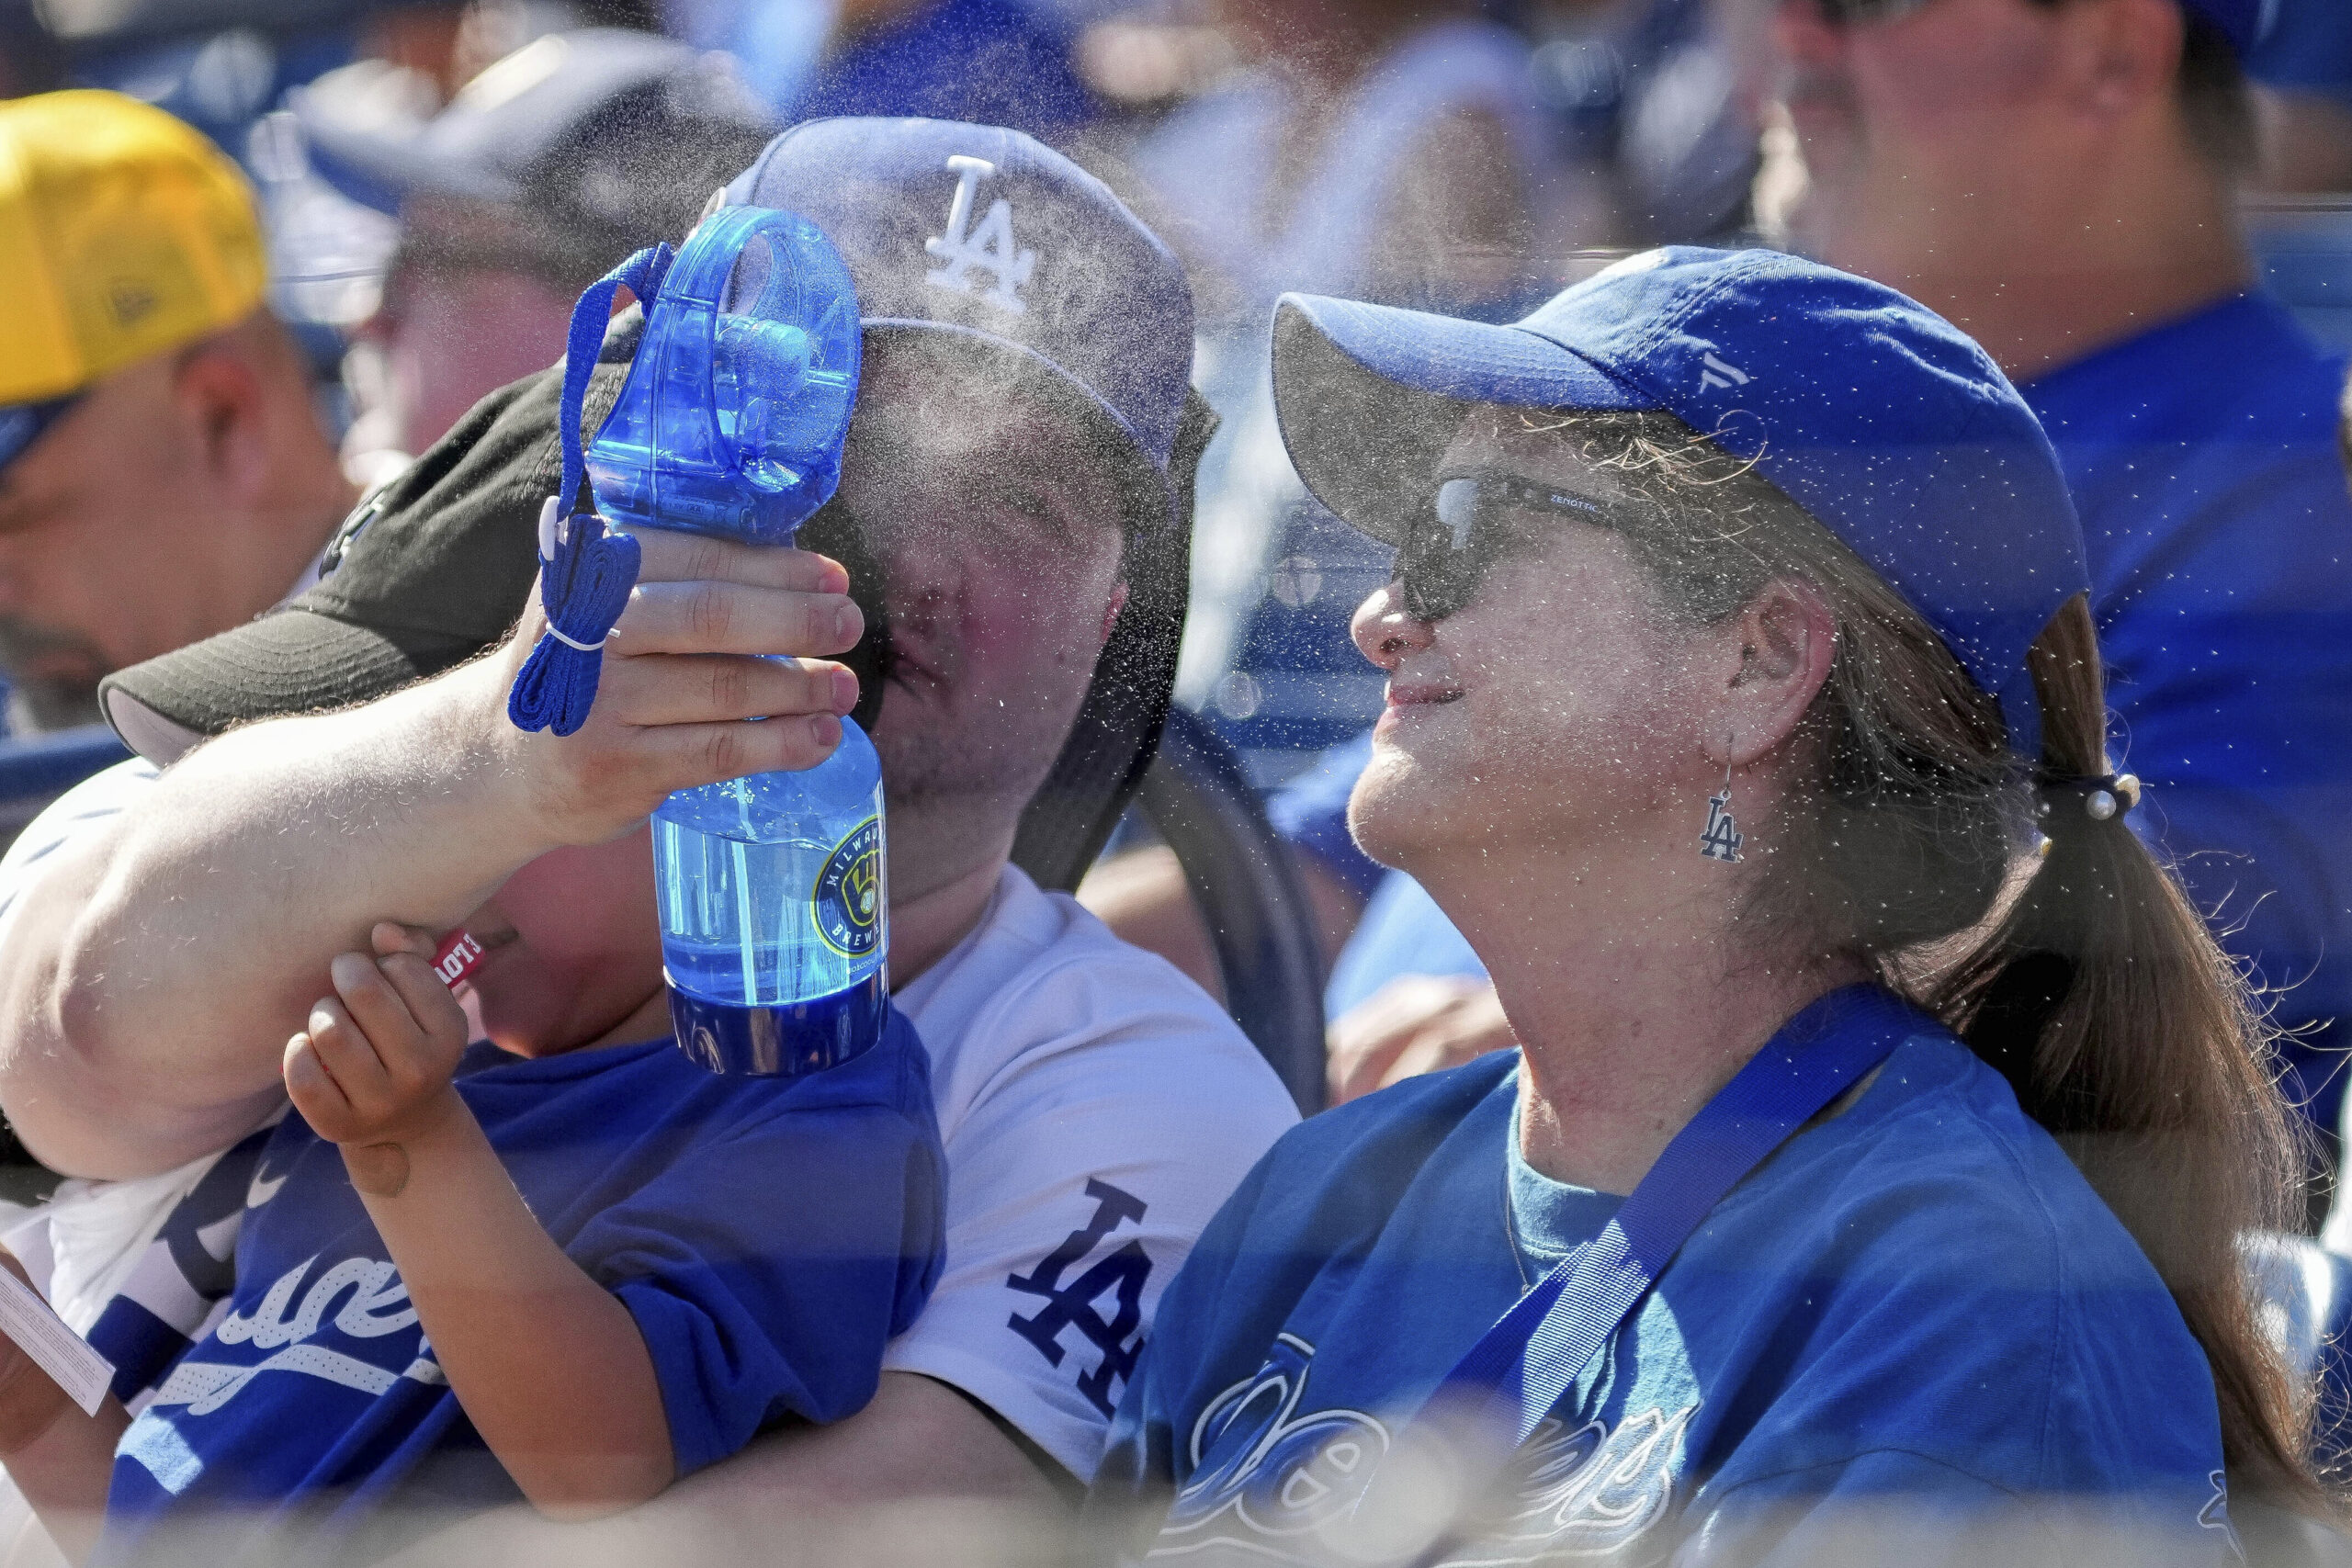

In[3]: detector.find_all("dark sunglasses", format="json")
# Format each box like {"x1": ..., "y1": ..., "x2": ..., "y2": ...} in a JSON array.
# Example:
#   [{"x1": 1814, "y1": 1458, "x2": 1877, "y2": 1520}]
[
  {"x1": 1396, "y1": 476, "x2": 1611, "y2": 621},
  {"x1": 1811, "y1": 0, "x2": 1936, "y2": 23}
]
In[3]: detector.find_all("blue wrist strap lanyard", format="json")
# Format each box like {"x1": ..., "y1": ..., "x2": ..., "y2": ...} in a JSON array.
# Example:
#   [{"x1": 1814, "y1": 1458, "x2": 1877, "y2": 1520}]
[
  {"x1": 1378, "y1": 986, "x2": 1915, "y2": 1548},
  {"x1": 506, "y1": 243, "x2": 674, "y2": 738}
]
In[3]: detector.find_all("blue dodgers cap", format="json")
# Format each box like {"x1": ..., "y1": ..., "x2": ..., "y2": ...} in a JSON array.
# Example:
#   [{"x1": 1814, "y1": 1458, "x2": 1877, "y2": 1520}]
[
  {"x1": 1271, "y1": 247, "x2": 2091, "y2": 755},
  {"x1": 724, "y1": 118, "x2": 1193, "y2": 513}
]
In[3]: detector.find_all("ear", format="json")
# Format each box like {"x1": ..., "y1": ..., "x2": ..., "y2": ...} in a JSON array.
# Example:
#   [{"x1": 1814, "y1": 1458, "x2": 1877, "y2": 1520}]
[
  {"x1": 1712, "y1": 578, "x2": 1838, "y2": 769},
  {"x1": 1100, "y1": 580, "x2": 1131, "y2": 648},
  {"x1": 170, "y1": 341, "x2": 272, "y2": 501},
  {"x1": 2063, "y1": 0, "x2": 2181, "y2": 120}
]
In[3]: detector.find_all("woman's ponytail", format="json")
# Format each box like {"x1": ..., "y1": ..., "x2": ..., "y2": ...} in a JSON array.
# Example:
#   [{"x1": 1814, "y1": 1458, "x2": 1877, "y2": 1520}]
[{"x1": 1929, "y1": 595, "x2": 2324, "y2": 1511}]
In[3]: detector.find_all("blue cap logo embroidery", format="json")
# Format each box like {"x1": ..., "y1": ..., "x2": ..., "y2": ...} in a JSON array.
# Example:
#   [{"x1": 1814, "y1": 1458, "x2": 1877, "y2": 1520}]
[{"x1": 1697, "y1": 348, "x2": 1750, "y2": 393}]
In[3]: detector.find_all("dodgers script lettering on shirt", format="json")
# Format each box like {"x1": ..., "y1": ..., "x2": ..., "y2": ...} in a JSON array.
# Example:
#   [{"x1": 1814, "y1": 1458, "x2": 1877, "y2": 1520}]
[
  {"x1": 150, "y1": 1255, "x2": 442, "y2": 1417},
  {"x1": 1156, "y1": 1334, "x2": 1692, "y2": 1565}
]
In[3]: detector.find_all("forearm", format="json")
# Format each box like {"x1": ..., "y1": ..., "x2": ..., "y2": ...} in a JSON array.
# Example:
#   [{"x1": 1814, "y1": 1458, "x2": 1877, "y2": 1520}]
[
  {"x1": 0, "y1": 660, "x2": 555, "y2": 1178},
  {"x1": 368, "y1": 1373, "x2": 1069, "y2": 1568},
  {"x1": 353, "y1": 1098, "x2": 673, "y2": 1517},
  {"x1": 0, "y1": 1394, "x2": 130, "y2": 1565}
]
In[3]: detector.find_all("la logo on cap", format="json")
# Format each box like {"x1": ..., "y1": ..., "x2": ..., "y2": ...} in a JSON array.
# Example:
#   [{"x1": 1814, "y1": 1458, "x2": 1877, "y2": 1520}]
[{"x1": 925, "y1": 155, "x2": 1035, "y2": 316}]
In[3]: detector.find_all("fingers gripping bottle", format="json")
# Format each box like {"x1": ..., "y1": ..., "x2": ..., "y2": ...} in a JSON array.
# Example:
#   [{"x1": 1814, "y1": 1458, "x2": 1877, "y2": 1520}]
[{"x1": 586, "y1": 205, "x2": 882, "y2": 1075}]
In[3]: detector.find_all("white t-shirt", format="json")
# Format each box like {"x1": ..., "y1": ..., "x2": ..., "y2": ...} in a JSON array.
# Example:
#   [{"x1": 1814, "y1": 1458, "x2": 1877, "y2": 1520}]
[
  {"x1": 0, "y1": 761, "x2": 1299, "y2": 1489},
  {"x1": 888, "y1": 863, "x2": 1297, "y2": 1478}
]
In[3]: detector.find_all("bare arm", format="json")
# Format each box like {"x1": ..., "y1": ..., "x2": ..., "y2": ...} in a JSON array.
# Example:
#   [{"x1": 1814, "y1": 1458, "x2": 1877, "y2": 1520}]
[
  {"x1": 0, "y1": 1250, "x2": 130, "y2": 1565},
  {"x1": 0, "y1": 534, "x2": 864, "y2": 1180},
  {"x1": 377, "y1": 1371, "x2": 1069, "y2": 1568},
  {"x1": 1326, "y1": 974, "x2": 1514, "y2": 1104},
  {"x1": 285, "y1": 925, "x2": 673, "y2": 1517},
  {"x1": 1078, "y1": 844, "x2": 1366, "y2": 1003}
]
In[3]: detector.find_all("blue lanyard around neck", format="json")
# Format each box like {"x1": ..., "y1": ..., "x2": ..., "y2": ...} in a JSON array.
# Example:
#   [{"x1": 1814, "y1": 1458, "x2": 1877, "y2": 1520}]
[{"x1": 1388, "y1": 987, "x2": 1917, "y2": 1506}]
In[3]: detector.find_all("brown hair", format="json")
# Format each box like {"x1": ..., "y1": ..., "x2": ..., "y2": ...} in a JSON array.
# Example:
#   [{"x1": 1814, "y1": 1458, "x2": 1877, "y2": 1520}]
[{"x1": 1545, "y1": 410, "x2": 2326, "y2": 1511}]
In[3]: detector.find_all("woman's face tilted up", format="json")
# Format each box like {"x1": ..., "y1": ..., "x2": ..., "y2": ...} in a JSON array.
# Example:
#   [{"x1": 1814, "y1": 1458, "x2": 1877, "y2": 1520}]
[
  {"x1": 1348, "y1": 408, "x2": 1720, "y2": 883},
  {"x1": 1342, "y1": 405, "x2": 1842, "y2": 947}
]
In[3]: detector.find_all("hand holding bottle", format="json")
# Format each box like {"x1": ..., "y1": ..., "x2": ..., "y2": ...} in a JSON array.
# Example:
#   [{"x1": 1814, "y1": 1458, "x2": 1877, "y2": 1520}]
[{"x1": 481, "y1": 530, "x2": 865, "y2": 850}]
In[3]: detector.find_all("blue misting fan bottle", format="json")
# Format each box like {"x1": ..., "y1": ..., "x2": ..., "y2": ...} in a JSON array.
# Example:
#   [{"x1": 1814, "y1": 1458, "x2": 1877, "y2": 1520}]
[{"x1": 579, "y1": 204, "x2": 879, "y2": 1075}]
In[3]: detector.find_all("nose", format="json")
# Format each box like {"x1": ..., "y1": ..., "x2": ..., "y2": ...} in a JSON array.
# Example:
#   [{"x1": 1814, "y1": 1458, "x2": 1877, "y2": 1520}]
[{"x1": 1351, "y1": 581, "x2": 1435, "y2": 672}]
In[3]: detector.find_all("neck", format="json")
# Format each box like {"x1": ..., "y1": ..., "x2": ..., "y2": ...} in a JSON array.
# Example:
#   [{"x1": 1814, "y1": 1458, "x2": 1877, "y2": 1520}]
[
  {"x1": 1261, "y1": 6, "x2": 1423, "y2": 92},
  {"x1": 1812, "y1": 124, "x2": 2252, "y2": 380},
  {"x1": 888, "y1": 852, "x2": 1006, "y2": 984},
  {"x1": 1416, "y1": 834, "x2": 1865, "y2": 1195},
  {"x1": 590, "y1": 988, "x2": 673, "y2": 1051}
]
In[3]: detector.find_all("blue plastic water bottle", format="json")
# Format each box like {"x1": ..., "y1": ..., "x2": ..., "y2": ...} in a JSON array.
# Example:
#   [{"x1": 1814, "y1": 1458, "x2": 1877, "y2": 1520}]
[{"x1": 583, "y1": 205, "x2": 882, "y2": 1075}]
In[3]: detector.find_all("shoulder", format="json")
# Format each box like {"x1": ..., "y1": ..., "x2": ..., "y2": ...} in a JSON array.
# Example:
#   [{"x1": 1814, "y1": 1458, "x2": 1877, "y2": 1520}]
[
  {"x1": 2030, "y1": 294, "x2": 2347, "y2": 446},
  {"x1": 1, "y1": 756, "x2": 155, "y2": 867},
  {"x1": 1742, "y1": 1032, "x2": 2141, "y2": 1288},
  {"x1": 905, "y1": 868, "x2": 1294, "y2": 1130},
  {"x1": 1703, "y1": 1032, "x2": 2218, "y2": 1487}
]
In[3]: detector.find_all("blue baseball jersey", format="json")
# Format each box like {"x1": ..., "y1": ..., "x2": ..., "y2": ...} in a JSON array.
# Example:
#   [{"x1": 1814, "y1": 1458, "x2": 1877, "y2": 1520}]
[
  {"x1": 2021, "y1": 293, "x2": 2352, "y2": 1134},
  {"x1": 99, "y1": 1015, "x2": 945, "y2": 1565},
  {"x1": 1093, "y1": 997, "x2": 2233, "y2": 1564}
]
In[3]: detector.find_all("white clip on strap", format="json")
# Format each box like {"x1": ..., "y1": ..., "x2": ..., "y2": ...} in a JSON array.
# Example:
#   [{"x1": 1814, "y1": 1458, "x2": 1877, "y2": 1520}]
[
  {"x1": 545, "y1": 624, "x2": 616, "y2": 653},
  {"x1": 537, "y1": 496, "x2": 569, "y2": 562}
]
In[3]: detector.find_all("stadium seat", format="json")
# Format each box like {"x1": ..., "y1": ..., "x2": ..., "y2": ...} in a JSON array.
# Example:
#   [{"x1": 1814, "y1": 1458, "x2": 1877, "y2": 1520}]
[{"x1": 1132, "y1": 706, "x2": 1328, "y2": 1114}]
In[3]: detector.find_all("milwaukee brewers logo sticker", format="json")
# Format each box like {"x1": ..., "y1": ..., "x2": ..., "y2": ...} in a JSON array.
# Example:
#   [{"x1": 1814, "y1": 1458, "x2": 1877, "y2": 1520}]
[{"x1": 811, "y1": 817, "x2": 882, "y2": 958}]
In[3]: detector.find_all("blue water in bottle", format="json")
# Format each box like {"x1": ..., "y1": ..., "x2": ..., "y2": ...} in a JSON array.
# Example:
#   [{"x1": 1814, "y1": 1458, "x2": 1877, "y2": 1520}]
[
  {"x1": 582, "y1": 204, "x2": 877, "y2": 1074},
  {"x1": 653, "y1": 723, "x2": 887, "y2": 1076}
]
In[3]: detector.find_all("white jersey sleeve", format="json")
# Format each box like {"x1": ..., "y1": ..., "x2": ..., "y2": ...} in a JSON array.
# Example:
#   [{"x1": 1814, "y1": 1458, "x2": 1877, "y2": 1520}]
[
  {"x1": 0, "y1": 757, "x2": 159, "y2": 931},
  {"x1": 888, "y1": 869, "x2": 1299, "y2": 1483}
]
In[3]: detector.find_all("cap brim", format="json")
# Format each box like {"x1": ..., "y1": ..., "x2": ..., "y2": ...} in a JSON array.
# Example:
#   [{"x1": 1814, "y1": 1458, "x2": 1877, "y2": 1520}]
[
  {"x1": 1271, "y1": 293, "x2": 1652, "y2": 545},
  {"x1": 99, "y1": 608, "x2": 489, "y2": 764},
  {"x1": 291, "y1": 86, "x2": 518, "y2": 217}
]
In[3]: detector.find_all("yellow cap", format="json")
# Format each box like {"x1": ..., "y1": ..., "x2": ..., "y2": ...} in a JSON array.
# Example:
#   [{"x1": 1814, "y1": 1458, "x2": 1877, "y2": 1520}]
[{"x1": 0, "y1": 90, "x2": 267, "y2": 408}]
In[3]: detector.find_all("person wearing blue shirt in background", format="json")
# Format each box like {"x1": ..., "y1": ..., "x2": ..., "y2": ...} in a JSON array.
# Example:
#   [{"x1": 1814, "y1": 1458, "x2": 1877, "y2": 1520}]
[
  {"x1": 1238, "y1": 0, "x2": 2352, "y2": 1140},
  {"x1": 2244, "y1": 0, "x2": 2352, "y2": 191},
  {"x1": 1091, "y1": 248, "x2": 2336, "y2": 1563},
  {"x1": 673, "y1": 0, "x2": 1097, "y2": 147},
  {"x1": 1777, "y1": 0, "x2": 2352, "y2": 1154}
]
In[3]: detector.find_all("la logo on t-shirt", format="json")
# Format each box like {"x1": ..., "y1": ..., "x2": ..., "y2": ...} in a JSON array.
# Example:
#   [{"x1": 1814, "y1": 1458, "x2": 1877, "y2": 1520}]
[{"x1": 1005, "y1": 1179, "x2": 1152, "y2": 1417}]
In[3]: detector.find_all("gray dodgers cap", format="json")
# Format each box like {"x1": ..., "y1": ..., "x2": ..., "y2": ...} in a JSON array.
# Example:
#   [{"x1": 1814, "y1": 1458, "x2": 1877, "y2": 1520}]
[{"x1": 724, "y1": 118, "x2": 1195, "y2": 515}]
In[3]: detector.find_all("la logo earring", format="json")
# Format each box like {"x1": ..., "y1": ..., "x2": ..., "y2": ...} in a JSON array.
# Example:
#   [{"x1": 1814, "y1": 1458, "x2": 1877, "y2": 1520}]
[{"x1": 1699, "y1": 752, "x2": 1745, "y2": 864}]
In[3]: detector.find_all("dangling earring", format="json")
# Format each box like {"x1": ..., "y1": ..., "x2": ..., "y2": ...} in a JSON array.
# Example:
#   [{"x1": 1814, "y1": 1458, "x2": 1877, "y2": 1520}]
[{"x1": 1699, "y1": 746, "x2": 1745, "y2": 864}]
